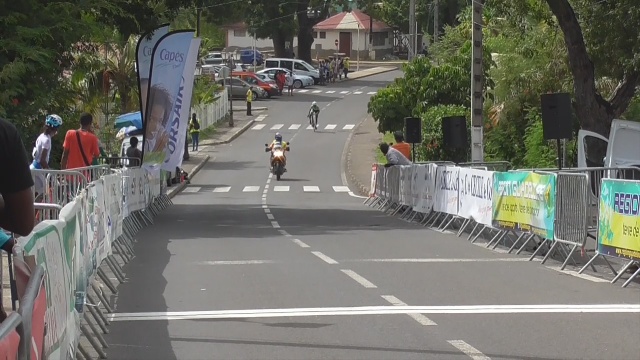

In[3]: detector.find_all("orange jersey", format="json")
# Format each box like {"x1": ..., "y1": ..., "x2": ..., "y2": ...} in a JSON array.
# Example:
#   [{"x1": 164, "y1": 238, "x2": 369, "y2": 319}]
[{"x1": 392, "y1": 142, "x2": 411, "y2": 160}]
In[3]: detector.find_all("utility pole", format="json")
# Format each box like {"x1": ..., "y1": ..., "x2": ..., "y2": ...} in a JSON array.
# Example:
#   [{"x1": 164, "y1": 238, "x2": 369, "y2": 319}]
[
  {"x1": 408, "y1": 0, "x2": 416, "y2": 60},
  {"x1": 470, "y1": 0, "x2": 484, "y2": 162},
  {"x1": 433, "y1": 0, "x2": 439, "y2": 43}
]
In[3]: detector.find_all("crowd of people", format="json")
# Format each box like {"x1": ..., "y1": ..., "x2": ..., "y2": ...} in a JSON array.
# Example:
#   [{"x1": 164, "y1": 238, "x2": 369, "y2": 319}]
[
  {"x1": 318, "y1": 56, "x2": 350, "y2": 85},
  {"x1": 379, "y1": 131, "x2": 413, "y2": 167}
]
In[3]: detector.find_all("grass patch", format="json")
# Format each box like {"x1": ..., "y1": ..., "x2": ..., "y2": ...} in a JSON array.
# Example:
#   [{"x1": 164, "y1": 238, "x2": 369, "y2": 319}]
[{"x1": 375, "y1": 132, "x2": 395, "y2": 163}]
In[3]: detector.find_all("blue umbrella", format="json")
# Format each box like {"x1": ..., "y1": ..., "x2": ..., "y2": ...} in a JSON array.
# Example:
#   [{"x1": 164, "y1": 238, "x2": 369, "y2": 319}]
[{"x1": 114, "y1": 111, "x2": 143, "y2": 129}]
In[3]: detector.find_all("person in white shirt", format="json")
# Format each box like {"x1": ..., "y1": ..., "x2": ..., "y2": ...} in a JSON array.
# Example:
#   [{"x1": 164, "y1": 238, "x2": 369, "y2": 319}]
[
  {"x1": 30, "y1": 115, "x2": 63, "y2": 195},
  {"x1": 379, "y1": 142, "x2": 412, "y2": 167},
  {"x1": 285, "y1": 73, "x2": 294, "y2": 96}
]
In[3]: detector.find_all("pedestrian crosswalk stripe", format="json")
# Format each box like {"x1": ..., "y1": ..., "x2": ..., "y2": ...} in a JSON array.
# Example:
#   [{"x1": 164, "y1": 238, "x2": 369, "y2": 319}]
[
  {"x1": 297, "y1": 89, "x2": 309, "y2": 93},
  {"x1": 255, "y1": 114, "x2": 268, "y2": 122},
  {"x1": 243, "y1": 186, "x2": 261, "y2": 192},
  {"x1": 343, "y1": 124, "x2": 355, "y2": 130},
  {"x1": 340, "y1": 91, "x2": 349, "y2": 94},
  {"x1": 273, "y1": 186, "x2": 290, "y2": 192},
  {"x1": 367, "y1": 91, "x2": 376, "y2": 94},
  {"x1": 251, "y1": 124, "x2": 266, "y2": 130},
  {"x1": 324, "y1": 124, "x2": 337, "y2": 130},
  {"x1": 354, "y1": 91, "x2": 363, "y2": 94},
  {"x1": 306, "y1": 125, "x2": 314, "y2": 130},
  {"x1": 183, "y1": 186, "x2": 201, "y2": 193},
  {"x1": 303, "y1": 186, "x2": 320, "y2": 192},
  {"x1": 212, "y1": 186, "x2": 231, "y2": 193},
  {"x1": 183, "y1": 185, "x2": 353, "y2": 194},
  {"x1": 288, "y1": 124, "x2": 300, "y2": 130},
  {"x1": 312, "y1": 90, "x2": 322, "y2": 93},
  {"x1": 270, "y1": 124, "x2": 283, "y2": 130},
  {"x1": 326, "y1": 90, "x2": 335, "y2": 93},
  {"x1": 332, "y1": 186, "x2": 350, "y2": 192}
]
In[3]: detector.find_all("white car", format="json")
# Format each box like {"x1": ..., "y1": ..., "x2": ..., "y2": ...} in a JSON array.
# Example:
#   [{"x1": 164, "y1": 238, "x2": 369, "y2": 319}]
[{"x1": 256, "y1": 68, "x2": 315, "y2": 89}]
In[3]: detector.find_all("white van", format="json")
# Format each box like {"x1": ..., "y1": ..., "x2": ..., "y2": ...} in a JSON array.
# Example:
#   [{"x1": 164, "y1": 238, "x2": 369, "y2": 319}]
[
  {"x1": 264, "y1": 58, "x2": 320, "y2": 84},
  {"x1": 577, "y1": 119, "x2": 640, "y2": 169}
]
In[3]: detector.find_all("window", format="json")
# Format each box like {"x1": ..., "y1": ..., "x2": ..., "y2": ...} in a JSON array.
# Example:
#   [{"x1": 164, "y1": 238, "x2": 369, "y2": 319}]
[
  {"x1": 281, "y1": 60, "x2": 293, "y2": 70},
  {"x1": 313, "y1": 31, "x2": 318, "y2": 38},
  {"x1": 233, "y1": 29, "x2": 246, "y2": 37},
  {"x1": 319, "y1": 31, "x2": 326, "y2": 39},
  {"x1": 372, "y1": 32, "x2": 387, "y2": 46},
  {"x1": 294, "y1": 63, "x2": 307, "y2": 71}
]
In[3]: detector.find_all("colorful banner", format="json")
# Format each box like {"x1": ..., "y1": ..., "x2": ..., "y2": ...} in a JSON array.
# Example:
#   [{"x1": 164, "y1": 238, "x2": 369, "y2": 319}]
[
  {"x1": 434, "y1": 165, "x2": 460, "y2": 215},
  {"x1": 136, "y1": 24, "x2": 170, "y2": 120},
  {"x1": 163, "y1": 37, "x2": 201, "y2": 171},
  {"x1": 597, "y1": 179, "x2": 640, "y2": 260},
  {"x1": 492, "y1": 171, "x2": 556, "y2": 239},
  {"x1": 458, "y1": 168, "x2": 494, "y2": 226},
  {"x1": 142, "y1": 30, "x2": 195, "y2": 168}
]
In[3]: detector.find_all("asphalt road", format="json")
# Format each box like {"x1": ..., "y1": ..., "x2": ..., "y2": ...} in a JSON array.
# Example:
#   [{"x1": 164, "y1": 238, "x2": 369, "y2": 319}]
[{"x1": 105, "y1": 71, "x2": 640, "y2": 360}]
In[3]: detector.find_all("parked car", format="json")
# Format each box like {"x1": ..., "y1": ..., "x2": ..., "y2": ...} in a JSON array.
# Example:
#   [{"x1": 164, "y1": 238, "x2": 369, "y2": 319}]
[
  {"x1": 215, "y1": 77, "x2": 266, "y2": 101},
  {"x1": 232, "y1": 71, "x2": 279, "y2": 98},
  {"x1": 240, "y1": 49, "x2": 264, "y2": 66},
  {"x1": 264, "y1": 58, "x2": 320, "y2": 84},
  {"x1": 201, "y1": 52, "x2": 224, "y2": 65},
  {"x1": 257, "y1": 68, "x2": 315, "y2": 89}
]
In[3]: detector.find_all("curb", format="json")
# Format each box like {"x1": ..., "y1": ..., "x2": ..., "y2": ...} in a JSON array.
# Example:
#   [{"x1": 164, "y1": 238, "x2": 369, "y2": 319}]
[
  {"x1": 168, "y1": 154, "x2": 210, "y2": 199},
  {"x1": 208, "y1": 119, "x2": 256, "y2": 146},
  {"x1": 232, "y1": 107, "x2": 268, "y2": 112},
  {"x1": 345, "y1": 118, "x2": 375, "y2": 197},
  {"x1": 341, "y1": 67, "x2": 398, "y2": 82}
]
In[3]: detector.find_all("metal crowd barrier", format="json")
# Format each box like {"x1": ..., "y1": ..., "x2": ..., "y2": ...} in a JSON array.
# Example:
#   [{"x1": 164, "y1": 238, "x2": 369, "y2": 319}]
[
  {"x1": 364, "y1": 161, "x2": 640, "y2": 288},
  {"x1": 0, "y1": 312, "x2": 24, "y2": 360},
  {"x1": 98, "y1": 157, "x2": 142, "y2": 168}
]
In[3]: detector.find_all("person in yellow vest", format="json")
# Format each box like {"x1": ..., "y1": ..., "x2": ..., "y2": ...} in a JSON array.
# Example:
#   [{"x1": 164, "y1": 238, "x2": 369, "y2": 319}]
[
  {"x1": 246, "y1": 86, "x2": 253, "y2": 116},
  {"x1": 344, "y1": 57, "x2": 350, "y2": 78}
]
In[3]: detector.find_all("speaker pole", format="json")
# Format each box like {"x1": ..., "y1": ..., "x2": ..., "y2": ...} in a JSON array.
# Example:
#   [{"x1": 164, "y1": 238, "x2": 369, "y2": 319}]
[
  {"x1": 470, "y1": 0, "x2": 484, "y2": 162},
  {"x1": 556, "y1": 138, "x2": 563, "y2": 170},
  {"x1": 411, "y1": 143, "x2": 416, "y2": 162}
]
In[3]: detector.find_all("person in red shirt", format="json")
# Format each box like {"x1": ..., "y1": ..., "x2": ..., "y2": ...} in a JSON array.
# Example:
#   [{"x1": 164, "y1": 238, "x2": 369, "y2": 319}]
[
  {"x1": 391, "y1": 131, "x2": 412, "y2": 161},
  {"x1": 61, "y1": 113, "x2": 101, "y2": 170}
]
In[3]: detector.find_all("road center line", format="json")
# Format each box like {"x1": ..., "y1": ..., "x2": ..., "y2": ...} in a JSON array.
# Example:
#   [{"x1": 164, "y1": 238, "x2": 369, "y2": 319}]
[
  {"x1": 381, "y1": 295, "x2": 437, "y2": 326},
  {"x1": 447, "y1": 340, "x2": 491, "y2": 360},
  {"x1": 341, "y1": 269, "x2": 377, "y2": 288},
  {"x1": 348, "y1": 258, "x2": 529, "y2": 263},
  {"x1": 311, "y1": 251, "x2": 339, "y2": 264},
  {"x1": 199, "y1": 260, "x2": 276, "y2": 265},
  {"x1": 292, "y1": 239, "x2": 310, "y2": 248}
]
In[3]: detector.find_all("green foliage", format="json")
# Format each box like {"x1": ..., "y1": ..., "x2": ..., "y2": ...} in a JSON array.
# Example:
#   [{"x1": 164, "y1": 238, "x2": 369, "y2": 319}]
[{"x1": 417, "y1": 104, "x2": 469, "y2": 162}]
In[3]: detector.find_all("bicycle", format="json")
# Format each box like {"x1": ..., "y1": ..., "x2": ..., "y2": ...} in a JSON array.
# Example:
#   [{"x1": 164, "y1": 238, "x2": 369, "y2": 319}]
[{"x1": 308, "y1": 111, "x2": 318, "y2": 131}]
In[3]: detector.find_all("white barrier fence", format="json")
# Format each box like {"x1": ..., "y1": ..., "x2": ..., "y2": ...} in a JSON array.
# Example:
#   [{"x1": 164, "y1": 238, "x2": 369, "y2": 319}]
[
  {"x1": 192, "y1": 88, "x2": 230, "y2": 129},
  {"x1": 12, "y1": 167, "x2": 172, "y2": 360},
  {"x1": 365, "y1": 162, "x2": 640, "y2": 288}
]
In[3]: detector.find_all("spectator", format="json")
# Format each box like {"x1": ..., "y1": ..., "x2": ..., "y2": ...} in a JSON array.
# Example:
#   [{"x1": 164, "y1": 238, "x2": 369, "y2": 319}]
[
  {"x1": 189, "y1": 113, "x2": 200, "y2": 151},
  {"x1": 60, "y1": 112, "x2": 101, "y2": 170},
  {"x1": 30, "y1": 115, "x2": 63, "y2": 197},
  {"x1": 379, "y1": 142, "x2": 412, "y2": 167},
  {"x1": 126, "y1": 136, "x2": 142, "y2": 166},
  {"x1": 391, "y1": 131, "x2": 412, "y2": 160}
]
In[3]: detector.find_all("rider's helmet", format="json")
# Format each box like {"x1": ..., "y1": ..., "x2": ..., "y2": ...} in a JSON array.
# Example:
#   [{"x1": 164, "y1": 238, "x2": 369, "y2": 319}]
[
  {"x1": 45, "y1": 114, "x2": 63, "y2": 129},
  {"x1": 275, "y1": 132, "x2": 282, "y2": 142},
  {"x1": 312, "y1": 101, "x2": 317, "y2": 106}
]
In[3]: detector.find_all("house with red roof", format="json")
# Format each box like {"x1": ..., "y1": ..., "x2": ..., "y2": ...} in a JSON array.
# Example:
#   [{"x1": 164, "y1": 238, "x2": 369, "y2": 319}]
[
  {"x1": 312, "y1": 10, "x2": 394, "y2": 60},
  {"x1": 221, "y1": 22, "x2": 298, "y2": 53}
]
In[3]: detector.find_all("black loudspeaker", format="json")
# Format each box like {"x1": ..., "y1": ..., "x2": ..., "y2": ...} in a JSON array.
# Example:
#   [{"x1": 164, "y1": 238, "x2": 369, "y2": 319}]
[
  {"x1": 540, "y1": 92, "x2": 573, "y2": 140},
  {"x1": 404, "y1": 117, "x2": 422, "y2": 144},
  {"x1": 442, "y1": 116, "x2": 468, "y2": 149}
]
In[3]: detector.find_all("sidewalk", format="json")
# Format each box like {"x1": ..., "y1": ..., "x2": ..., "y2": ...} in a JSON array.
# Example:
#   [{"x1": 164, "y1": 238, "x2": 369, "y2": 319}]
[
  {"x1": 340, "y1": 66, "x2": 397, "y2": 82},
  {"x1": 345, "y1": 116, "x2": 382, "y2": 196},
  {"x1": 167, "y1": 110, "x2": 266, "y2": 198}
]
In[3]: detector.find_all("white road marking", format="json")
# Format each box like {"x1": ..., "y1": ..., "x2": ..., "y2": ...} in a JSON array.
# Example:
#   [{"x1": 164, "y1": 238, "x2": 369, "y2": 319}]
[
  {"x1": 109, "y1": 304, "x2": 640, "y2": 322},
  {"x1": 342, "y1": 124, "x2": 355, "y2": 130},
  {"x1": 341, "y1": 270, "x2": 377, "y2": 288},
  {"x1": 546, "y1": 266, "x2": 610, "y2": 283},
  {"x1": 324, "y1": 124, "x2": 337, "y2": 130},
  {"x1": 278, "y1": 230, "x2": 289, "y2": 236},
  {"x1": 306, "y1": 125, "x2": 314, "y2": 130},
  {"x1": 297, "y1": 89, "x2": 309, "y2": 93},
  {"x1": 266, "y1": 214, "x2": 274, "y2": 220},
  {"x1": 311, "y1": 251, "x2": 339, "y2": 264},
  {"x1": 292, "y1": 239, "x2": 310, "y2": 248},
  {"x1": 332, "y1": 186, "x2": 350, "y2": 192},
  {"x1": 353, "y1": 91, "x2": 363, "y2": 94},
  {"x1": 312, "y1": 90, "x2": 322, "y2": 93},
  {"x1": 264, "y1": 208, "x2": 270, "y2": 214},
  {"x1": 270, "y1": 124, "x2": 283, "y2": 130},
  {"x1": 212, "y1": 186, "x2": 231, "y2": 193},
  {"x1": 447, "y1": 340, "x2": 491, "y2": 360},
  {"x1": 255, "y1": 114, "x2": 268, "y2": 122},
  {"x1": 381, "y1": 295, "x2": 437, "y2": 326},
  {"x1": 340, "y1": 91, "x2": 349, "y2": 94},
  {"x1": 243, "y1": 186, "x2": 260, "y2": 192},
  {"x1": 199, "y1": 260, "x2": 275, "y2": 265},
  {"x1": 261, "y1": 204, "x2": 268, "y2": 209},
  {"x1": 273, "y1": 186, "x2": 290, "y2": 192},
  {"x1": 251, "y1": 124, "x2": 266, "y2": 130},
  {"x1": 271, "y1": 221, "x2": 280, "y2": 228},
  {"x1": 288, "y1": 124, "x2": 301, "y2": 130},
  {"x1": 367, "y1": 91, "x2": 376, "y2": 94},
  {"x1": 326, "y1": 90, "x2": 335, "y2": 93},
  {"x1": 183, "y1": 187, "x2": 201, "y2": 193},
  {"x1": 352, "y1": 258, "x2": 530, "y2": 263},
  {"x1": 303, "y1": 186, "x2": 320, "y2": 192}
]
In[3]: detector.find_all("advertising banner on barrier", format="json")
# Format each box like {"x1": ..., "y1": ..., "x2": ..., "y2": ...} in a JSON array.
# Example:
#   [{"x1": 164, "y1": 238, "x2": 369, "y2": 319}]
[
  {"x1": 370, "y1": 163, "x2": 377, "y2": 197},
  {"x1": 492, "y1": 171, "x2": 556, "y2": 239},
  {"x1": 136, "y1": 24, "x2": 170, "y2": 120},
  {"x1": 434, "y1": 165, "x2": 460, "y2": 215},
  {"x1": 597, "y1": 179, "x2": 640, "y2": 260},
  {"x1": 458, "y1": 168, "x2": 494, "y2": 226},
  {"x1": 413, "y1": 164, "x2": 437, "y2": 213},
  {"x1": 142, "y1": 30, "x2": 195, "y2": 168},
  {"x1": 20, "y1": 221, "x2": 77, "y2": 360}
]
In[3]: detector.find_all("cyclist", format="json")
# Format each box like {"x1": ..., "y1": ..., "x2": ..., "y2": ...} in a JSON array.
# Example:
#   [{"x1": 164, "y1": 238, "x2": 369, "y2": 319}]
[{"x1": 308, "y1": 101, "x2": 320, "y2": 129}]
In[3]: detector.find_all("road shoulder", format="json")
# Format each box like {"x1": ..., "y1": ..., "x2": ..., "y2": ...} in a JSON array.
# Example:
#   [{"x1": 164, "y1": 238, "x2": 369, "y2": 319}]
[{"x1": 345, "y1": 116, "x2": 381, "y2": 196}]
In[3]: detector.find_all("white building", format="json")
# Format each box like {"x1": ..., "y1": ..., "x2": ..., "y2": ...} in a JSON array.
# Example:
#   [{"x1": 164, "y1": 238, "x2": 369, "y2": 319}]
[{"x1": 222, "y1": 22, "x2": 298, "y2": 54}]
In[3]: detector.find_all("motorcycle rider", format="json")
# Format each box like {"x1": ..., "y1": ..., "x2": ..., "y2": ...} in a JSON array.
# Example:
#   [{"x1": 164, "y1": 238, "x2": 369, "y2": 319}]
[
  {"x1": 268, "y1": 132, "x2": 289, "y2": 172},
  {"x1": 308, "y1": 101, "x2": 320, "y2": 129}
]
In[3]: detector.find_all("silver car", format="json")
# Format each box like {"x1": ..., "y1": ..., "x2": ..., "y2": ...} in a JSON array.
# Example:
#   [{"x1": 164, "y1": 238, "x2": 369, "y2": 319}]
[{"x1": 216, "y1": 77, "x2": 267, "y2": 101}]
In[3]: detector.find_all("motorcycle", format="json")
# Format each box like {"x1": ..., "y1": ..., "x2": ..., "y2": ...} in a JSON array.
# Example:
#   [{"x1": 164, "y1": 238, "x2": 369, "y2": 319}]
[{"x1": 265, "y1": 142, "x2": 290, "y2": 180}]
